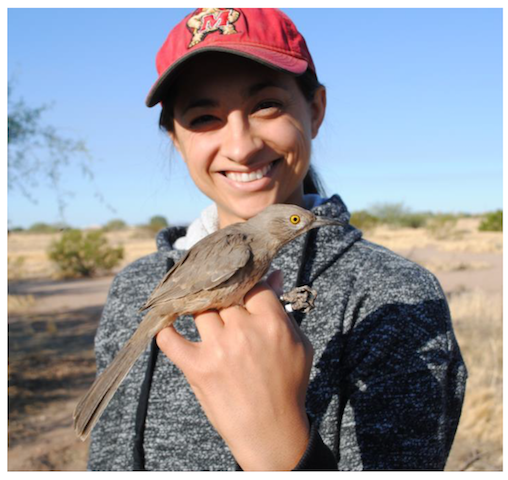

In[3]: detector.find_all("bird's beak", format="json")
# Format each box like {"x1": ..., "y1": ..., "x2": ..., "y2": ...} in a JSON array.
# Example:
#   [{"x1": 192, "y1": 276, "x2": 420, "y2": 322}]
[{"x1": 311, "y1": 217, "x2": 346, "y2": 229}]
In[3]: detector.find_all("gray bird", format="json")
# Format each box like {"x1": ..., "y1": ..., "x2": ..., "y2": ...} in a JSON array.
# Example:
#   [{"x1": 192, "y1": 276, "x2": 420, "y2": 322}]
[{"x1": 73, "y1": 203, "x2": 343, "y2": 440}]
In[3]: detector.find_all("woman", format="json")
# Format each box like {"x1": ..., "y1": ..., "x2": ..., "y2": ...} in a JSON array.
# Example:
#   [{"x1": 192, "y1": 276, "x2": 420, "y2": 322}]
[{"x1": 87, "y1": 8, "x2": 466, "y2": 471}]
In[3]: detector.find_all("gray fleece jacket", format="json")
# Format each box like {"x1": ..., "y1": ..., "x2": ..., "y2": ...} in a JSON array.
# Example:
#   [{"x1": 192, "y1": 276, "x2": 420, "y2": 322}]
[{"x1": 87, "y1": 195, "x2": 467, "y2": 471}]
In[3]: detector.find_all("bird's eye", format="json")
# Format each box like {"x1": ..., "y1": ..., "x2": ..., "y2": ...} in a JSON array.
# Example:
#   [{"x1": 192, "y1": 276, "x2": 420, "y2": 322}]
[{"x1": 290, "y1": 215, "x2": 301, "y2": 225}]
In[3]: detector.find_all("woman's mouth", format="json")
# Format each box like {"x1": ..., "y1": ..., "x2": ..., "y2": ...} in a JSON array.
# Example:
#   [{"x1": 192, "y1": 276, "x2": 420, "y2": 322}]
[
  {"x1": 224, "y1": 163, "x2": 272, "y2": 183},
  {"x1": 218, "y1": 159, "x2": 280, "y2": 192},
  {"x1": 221, "y1": 160, "x2": 278, "y2": 183}
]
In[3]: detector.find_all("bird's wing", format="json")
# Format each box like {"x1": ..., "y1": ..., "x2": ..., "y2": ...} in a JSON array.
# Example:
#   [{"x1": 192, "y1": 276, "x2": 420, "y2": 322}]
[
  {"x1": 139, "y1": 248, "x2": 192, "y2": 311},
  {"x1": 140, "y1": 232, "x2": 252, "y2": 310}
]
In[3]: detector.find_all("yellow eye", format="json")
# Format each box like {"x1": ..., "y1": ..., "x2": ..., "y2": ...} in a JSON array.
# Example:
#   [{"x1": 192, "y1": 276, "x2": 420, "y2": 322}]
[{"x1": 290, "y1": 215, "x2": 301, "y2": 225}]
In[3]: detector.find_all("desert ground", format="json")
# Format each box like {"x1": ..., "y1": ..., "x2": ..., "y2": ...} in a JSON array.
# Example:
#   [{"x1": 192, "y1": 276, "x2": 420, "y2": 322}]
[{"x1": 7, "y1": 219, "x2": 502, "y2": 471}]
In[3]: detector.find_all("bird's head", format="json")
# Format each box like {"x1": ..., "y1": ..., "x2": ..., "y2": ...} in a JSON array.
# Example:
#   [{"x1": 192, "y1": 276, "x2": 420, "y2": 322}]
[{"x1": 246, "y1": 204, "x2": 345, "y2": 251}]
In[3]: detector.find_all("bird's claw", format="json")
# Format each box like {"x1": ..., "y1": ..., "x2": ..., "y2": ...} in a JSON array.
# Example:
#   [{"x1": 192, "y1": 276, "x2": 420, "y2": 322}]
[{"x1": 280, "y1": 285, "x2": 318, "y2": 314}]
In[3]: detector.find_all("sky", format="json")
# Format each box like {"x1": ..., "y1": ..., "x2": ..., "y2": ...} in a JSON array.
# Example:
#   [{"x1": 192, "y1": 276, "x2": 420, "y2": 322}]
[{"x1": 7, "y1": 7, "x2": 503, "y2": 229}]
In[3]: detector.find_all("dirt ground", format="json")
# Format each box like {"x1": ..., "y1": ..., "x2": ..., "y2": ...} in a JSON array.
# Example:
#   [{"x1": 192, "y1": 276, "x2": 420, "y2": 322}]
[
  {"x1": 8, "y1": 277, "x2": 112, "y2": 471},
  {"x1": 7, "y1": 221, "x2": 503, "y2": 471}
]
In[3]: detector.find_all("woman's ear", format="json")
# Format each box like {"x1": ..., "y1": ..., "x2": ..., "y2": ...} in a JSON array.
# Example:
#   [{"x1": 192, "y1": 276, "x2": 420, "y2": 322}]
[{"x1": 310, "y1": 86, "x2": 327, "y2": 139}]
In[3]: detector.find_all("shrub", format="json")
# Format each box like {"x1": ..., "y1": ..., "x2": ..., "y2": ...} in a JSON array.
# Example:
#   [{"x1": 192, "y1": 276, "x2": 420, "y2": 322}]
[
  {"x1": 350, "y1": 210, "x2": 380, "y2": 232},
  {"x1": 47, "y1": 229, "x2": 124, "y2": 278},
  {"x1": 368, "y1": 202, "x2": 427, "y2": 229},
  {"x1": 398, "y1": 212, "x2": 428, "y2": 229},
  {"x1": 103, "y1": 219, "x2": 128, "y2": 231},
  {"x1": 145, "y1": 215, "x2": 169, "y2": 234},
  {"x1": 479, "y1": 210, "x2": 502, "y2": 232}
]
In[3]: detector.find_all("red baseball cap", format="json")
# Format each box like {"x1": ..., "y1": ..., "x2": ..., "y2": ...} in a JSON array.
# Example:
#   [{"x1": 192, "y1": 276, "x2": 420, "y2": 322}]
[{"x1": 145, "y1": 8, "x2": 316, "y2": 107}]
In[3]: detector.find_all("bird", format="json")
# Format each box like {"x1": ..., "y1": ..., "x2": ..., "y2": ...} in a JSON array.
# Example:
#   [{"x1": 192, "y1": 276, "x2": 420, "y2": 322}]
[{"x1": 73, "y1": 203, "x2": 343, "y2": 440}]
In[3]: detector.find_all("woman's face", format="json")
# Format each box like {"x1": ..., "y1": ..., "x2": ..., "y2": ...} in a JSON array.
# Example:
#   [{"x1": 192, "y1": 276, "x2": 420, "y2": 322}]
[{"x1": 170, "y1": 54, "x2": 326, "y2": 228}]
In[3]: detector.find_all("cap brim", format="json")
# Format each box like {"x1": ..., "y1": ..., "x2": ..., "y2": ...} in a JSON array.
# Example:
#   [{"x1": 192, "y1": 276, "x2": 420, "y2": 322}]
[{"x1": 145, "y1": 45, "x2": 309, "y2": 107}]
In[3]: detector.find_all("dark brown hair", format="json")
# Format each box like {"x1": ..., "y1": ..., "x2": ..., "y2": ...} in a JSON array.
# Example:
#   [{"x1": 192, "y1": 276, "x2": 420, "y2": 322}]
[{"x1": 159, "y1": 66, "x2": 327, "y2": 197}]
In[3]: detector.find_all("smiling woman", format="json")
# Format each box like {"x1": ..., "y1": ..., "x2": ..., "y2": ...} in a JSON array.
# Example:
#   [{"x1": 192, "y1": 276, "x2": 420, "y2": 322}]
[
  {"x1": 160, "y1": 53, "x2": 326, "y2": 227},
  {"x1": 86, "y1": 8, "x2": 467, "y2": 472}
]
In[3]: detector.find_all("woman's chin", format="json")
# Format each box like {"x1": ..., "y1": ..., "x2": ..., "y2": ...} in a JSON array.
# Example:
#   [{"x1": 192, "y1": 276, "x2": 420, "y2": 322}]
[{"x1": 217, "y1": 197, "x2": 280, "y2": 226}]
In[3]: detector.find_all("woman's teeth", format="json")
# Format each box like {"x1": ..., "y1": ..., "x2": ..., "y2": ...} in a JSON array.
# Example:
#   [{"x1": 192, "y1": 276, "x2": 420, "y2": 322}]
[{"x1": 224, "y1": 162, "x2": 273, "y2": 183}]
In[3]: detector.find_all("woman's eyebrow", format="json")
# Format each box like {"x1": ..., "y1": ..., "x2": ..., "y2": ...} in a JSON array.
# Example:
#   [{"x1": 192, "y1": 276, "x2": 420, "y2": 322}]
[
  {"x1": 245, "y1": 81, "x2": 289, "y2": 97},
  {"x1": 182, "y1": 98, "x2": 218, "y2": 115}
]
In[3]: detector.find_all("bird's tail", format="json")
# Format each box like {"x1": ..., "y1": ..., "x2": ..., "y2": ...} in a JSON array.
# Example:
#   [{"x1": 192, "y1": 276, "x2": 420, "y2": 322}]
[{"x1": 73, "y1": 310, "x2": 174, "y2": 441}]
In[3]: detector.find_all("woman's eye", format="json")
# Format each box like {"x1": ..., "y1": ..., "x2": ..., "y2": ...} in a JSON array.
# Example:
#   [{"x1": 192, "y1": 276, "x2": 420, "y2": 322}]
[
  {"x1": 190, "y1": 115, "x2": 217, "y2": 127},
  {"x1": 254, "y1": 100, "x2": 283, "y2": 113}
]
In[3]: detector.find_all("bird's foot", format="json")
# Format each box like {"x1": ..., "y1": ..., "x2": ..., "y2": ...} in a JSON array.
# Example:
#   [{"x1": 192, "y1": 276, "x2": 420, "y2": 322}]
[{"x1": 280, "y1": 286, "x2": 318, "y2": 314}]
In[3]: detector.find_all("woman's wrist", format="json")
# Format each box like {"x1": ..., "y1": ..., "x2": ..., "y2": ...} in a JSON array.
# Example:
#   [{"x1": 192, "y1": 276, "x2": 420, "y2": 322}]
[{"x1": 231, "y1": 407, "x2": 310, "y2": 471}]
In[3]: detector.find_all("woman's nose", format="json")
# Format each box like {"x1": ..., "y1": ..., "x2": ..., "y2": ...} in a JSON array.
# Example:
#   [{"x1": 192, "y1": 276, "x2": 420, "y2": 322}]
[{"x1": 219, "y1": 112, "x2": 263, "y2": 164}]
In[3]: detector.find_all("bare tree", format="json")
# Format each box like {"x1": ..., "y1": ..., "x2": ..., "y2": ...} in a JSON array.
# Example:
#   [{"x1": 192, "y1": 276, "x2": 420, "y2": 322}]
[{"x1": 8, "y1": 82, "x2": 114, "y2": 220}]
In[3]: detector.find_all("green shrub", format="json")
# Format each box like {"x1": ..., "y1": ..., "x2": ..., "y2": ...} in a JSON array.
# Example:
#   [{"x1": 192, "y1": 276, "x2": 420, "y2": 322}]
[
  {"x1": 398, "y1": 212, "x2": 428, "y2": 229},
  {"x1": 144, "y1": 215, "x2": 169, "y2": 234},
  {"x1": 47, "y1": 229, "x2": 124, "y2": 278},
  {"x1": 350, "y1": 210, "x2": 380, "y2": 232},
  {"x1": 479, "y1": 210, "x2": 502, "y2": 232},
  {"x1": 368, "y1": 202, "x2": 428, "y2": 229},
  {"x1": 103, "y1": 219, "x2": 128, "y2": 231}
]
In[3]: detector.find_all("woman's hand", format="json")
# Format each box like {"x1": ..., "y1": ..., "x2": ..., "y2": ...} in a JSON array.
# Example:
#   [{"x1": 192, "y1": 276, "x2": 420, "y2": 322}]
[{"x1": 156, "y1": 270, "x2": 314, "y2": 471}]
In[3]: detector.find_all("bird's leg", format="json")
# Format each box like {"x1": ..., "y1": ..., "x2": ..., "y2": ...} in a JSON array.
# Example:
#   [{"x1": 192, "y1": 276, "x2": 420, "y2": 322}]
[{"x1": 280, "y1": 286, "x2": 318, "y2": 314}]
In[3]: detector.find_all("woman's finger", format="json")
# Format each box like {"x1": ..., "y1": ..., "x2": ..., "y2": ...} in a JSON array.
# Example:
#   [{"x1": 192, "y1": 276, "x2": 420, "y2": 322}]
[
  {"x1": 193, "y1": 309, "x2": 224, "y2": 339},
  {"x1": 217, "y1": 304, "x2": 247, "y2": 325},
  {"x1": 156, "y1": 325, "x2": 196, "y2": 372},
  {"x1": 242, "y1": 280, "x2": 286, "y2": 316},
  {"x1": 219, "y1": 280, "x2": 285, "y2": 325}
]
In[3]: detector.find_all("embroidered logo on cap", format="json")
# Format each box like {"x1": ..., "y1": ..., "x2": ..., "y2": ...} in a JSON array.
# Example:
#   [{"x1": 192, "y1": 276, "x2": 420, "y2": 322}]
[{"x1": 187, "y1": 8, "x2": 240, "y2": 48}]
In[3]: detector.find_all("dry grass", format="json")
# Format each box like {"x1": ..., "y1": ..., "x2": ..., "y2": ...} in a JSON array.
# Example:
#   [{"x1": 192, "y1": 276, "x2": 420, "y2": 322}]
[
  {"x1": 8, "y1": 294, "x2": 36, "y2": 314},
  {"x1": 417, "y1": 260, "x2": 491, "y2": 273},
  {"x1": 367, "y1": 217, "x2": 502, "y2": 254},
  {"x1": 444, "y1": 290, "x2": 503, "y2": 470}
]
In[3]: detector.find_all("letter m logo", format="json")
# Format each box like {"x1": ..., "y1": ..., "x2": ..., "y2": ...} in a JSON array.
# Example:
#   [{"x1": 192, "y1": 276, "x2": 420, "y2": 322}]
[
  {"x1": 187, "y1": 8, "x2": 241, "y2": 48},
  {"x1": 199, "y1": 10, "x2": 230, "y2": 33}
]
